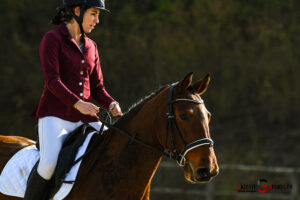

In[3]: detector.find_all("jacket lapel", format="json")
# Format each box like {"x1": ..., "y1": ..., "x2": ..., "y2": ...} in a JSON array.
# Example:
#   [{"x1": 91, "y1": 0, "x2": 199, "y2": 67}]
[{"x1": 58, "y1": 23, "x2": 86, "y2": 56}]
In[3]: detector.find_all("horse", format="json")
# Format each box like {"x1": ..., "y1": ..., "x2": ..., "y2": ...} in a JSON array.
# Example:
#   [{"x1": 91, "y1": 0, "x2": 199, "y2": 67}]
[{"x1": 0, "y1": 72, "x2": 219, "y2": 200}]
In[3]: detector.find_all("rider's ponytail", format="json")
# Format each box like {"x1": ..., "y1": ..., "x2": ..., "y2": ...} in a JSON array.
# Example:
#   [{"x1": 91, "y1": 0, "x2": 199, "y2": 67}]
[{"x1": 51, "y1": 7, "x2": 73, "y2": 25}]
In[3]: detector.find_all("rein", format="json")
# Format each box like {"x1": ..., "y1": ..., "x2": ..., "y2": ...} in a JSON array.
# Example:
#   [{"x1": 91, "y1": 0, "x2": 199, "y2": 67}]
[{"x1": 100, "y1": 82, "x2": 214, "y2": 167}]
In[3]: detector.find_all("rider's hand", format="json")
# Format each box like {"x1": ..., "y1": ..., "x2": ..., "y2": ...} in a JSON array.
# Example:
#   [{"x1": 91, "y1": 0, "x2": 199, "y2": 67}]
[
  {"x1": 109, "y1": 102, "x2": 123, "y2": 117},
  {"x1": 74, "y1": 100, "x2": 99, "y2": 117}
]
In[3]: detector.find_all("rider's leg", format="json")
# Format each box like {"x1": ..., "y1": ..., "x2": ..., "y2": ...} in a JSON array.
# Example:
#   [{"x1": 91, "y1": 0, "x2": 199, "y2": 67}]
[
  {"x1": 36, "y1": 118, "x2": 104, "y2": 179},
  {"x1": 37, "y1": 116, "x2": 78, "y2": 180},
  {"x1": 24, "y1": 116, "x2": 78, "y2": 200},
  {"x1": 24, "y1": 117, "x2": 105, "y2": 199}
]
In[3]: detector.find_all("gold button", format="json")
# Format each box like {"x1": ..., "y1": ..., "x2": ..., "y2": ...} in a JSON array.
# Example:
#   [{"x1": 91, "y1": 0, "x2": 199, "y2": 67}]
[
  {"x1": 80, "y1": 71, "x2": 84, "y2": 75},
  {"x1": 81, "y1": 60, "x2": 85, "y2": 64}
]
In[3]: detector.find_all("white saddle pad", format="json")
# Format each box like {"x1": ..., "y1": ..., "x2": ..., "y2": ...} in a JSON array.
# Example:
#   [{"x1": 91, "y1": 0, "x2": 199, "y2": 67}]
[{"x1": 0, "y1": 131, "x2": 96, "y2": 200}]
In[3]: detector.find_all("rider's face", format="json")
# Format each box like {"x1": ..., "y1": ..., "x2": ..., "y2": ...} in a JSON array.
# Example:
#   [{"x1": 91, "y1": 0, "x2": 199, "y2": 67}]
[
  {"x1": 82, "y1": 8, "x2": 100, "y2": 33},
  {"x1": 74, "y1": 6, "x2": 100, "y2": 34}
]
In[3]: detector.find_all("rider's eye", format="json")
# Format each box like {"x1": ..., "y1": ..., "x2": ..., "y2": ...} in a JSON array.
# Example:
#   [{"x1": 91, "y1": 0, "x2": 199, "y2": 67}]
[{"x1": 180, "y1": 114, "x2": 189, "y2": 121}]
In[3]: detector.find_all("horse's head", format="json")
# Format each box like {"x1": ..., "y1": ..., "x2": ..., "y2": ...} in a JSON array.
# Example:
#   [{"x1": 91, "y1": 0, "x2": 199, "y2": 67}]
[{"x1": 158, "y1": 72, "x2": 219, "y2": 183}]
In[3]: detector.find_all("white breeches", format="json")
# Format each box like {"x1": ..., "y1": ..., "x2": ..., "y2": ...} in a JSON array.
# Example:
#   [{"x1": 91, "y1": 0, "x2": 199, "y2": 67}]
[{"x1": 37, "y1": 116, "x2": 106, "y2": 180}]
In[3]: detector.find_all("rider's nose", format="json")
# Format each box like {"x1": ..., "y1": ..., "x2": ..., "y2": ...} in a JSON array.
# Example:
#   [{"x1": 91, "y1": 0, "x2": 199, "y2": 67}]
[{"x1": 196, "y1": 167, "x2": 210, "y2": 178}]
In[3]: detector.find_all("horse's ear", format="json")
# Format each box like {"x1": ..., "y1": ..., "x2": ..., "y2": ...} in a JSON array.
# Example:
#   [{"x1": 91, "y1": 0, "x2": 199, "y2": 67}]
[
  {"x1": 177, "y1": 72, "x2": 193, "y2": 92},
  {"x1": 193, "y1": 74, "x2": 210, "y2": 95}
]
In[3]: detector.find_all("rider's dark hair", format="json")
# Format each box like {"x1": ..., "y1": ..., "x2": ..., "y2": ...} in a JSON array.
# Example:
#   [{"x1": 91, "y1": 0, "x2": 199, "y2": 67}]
[{"x1": 51, "y1": 6, "x2": 74, "y2": 25}]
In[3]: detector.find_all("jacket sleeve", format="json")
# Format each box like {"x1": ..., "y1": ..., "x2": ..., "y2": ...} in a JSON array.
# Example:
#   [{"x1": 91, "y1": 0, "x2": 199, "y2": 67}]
[
  {"x1": 90, "y1": 43, "x2": 115, "y2": 110},
  {"x1": 39, "y1": 32, "x2": 80, "y2": 107}
]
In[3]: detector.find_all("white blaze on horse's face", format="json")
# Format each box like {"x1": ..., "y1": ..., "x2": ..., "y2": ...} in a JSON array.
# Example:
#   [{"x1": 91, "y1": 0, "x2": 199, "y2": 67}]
[{"x1": 187, "y1": 101, "x2": 218, "y2": 183}]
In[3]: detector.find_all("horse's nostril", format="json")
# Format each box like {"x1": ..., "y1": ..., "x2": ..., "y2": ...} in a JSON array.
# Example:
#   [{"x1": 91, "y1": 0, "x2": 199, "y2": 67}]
[{"x1": 197, "y1": 167, "x2": 210, "y2": 178}]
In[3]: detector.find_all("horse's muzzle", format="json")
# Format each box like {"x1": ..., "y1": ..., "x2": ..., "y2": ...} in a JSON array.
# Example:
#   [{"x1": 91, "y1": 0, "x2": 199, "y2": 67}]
[{"x1": 187, "y1": 165, "x2": 219, "y2": 183}]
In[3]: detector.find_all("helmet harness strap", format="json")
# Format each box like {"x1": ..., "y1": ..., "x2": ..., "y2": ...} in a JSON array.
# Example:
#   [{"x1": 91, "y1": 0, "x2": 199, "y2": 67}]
[{"x1": 65, "y1": 0, "x2": 87, "y2": 40}]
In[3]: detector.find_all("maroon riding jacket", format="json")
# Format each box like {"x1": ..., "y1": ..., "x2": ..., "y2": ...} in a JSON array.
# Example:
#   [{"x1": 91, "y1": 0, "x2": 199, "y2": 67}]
[{"x1": 33, "y1": 23, "x2": 115, "y2": 122}]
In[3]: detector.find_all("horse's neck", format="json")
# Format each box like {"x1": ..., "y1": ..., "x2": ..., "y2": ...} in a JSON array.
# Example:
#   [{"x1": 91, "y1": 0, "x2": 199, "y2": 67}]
[
  {"x1": 83, "y1": 94, "x2": 166, "y2": 199},
  {"x1": 105, "y1": 88, "x2": 167, "y2": 165}
]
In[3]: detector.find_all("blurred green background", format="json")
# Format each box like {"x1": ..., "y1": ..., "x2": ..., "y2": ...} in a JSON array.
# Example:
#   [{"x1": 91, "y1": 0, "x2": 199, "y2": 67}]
[{"x1": 0, "y1": 0, "x2": 299, "y2": 199}]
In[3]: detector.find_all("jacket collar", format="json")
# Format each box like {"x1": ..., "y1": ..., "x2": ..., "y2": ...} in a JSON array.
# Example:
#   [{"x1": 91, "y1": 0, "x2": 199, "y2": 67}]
[{"x1": 58, "y1": 23, "x2": 92, "y2": 52}]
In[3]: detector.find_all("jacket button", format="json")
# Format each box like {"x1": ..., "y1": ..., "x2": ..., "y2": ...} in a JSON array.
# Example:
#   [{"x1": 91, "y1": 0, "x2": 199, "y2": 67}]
[
  {"x1": 80, "y1": 71, "x2": 84, "y2": 75},
  {"x1": 79, "y1": 82, "x2": 83, "y2": 86},
  {"x1": 81, "y1": 60, "x2": 85, "y2": 64},
  {"x1": 80, "y1": 93, "x2": 83, "y2": 97}
]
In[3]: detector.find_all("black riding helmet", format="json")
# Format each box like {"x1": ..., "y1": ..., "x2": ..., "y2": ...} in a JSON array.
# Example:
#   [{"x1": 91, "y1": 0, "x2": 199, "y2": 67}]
[{"x1": 63, "y1": 0, "x2": 108, "y2": 35}]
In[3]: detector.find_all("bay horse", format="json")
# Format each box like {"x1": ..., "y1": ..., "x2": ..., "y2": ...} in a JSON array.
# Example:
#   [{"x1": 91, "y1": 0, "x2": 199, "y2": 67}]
[{"x1": 0, "y1": 73, "x2": 219, "y2": 200}]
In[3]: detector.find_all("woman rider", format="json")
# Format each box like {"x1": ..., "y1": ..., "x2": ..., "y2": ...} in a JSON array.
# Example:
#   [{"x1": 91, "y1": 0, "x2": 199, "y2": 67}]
[{"x1": 25, "y1": 0, "x2": 122, "y2": 199}]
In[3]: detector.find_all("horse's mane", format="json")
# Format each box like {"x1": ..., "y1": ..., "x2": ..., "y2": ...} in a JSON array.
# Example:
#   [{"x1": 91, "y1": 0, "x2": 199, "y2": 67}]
[{"x1": 113, "y1": 85, "x2": 168, "y2": 127}]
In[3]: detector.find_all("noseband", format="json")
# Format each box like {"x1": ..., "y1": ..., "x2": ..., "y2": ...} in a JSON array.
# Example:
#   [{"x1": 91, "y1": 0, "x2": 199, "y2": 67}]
[
  {"x1": 165, "y1": 83, "x2": 214, "y2": 166},
  {"x1": 98, "y1": 83, "x2": 214, "y2": 167}
]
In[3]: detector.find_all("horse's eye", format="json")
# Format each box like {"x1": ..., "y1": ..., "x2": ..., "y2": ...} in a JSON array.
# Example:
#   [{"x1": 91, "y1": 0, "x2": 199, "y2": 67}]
[{"x1": 180, "y1": 114, "x2": 189, "y2": 121}]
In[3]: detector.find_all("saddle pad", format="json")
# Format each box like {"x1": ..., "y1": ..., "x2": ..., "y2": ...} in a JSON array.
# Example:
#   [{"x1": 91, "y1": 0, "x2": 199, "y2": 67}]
[
  {"x1": 0, "y1": 145, "x2": 39, "y2": 197},
  {"x1": 0, "y1": 131, "x2": 96, "y2": 200}
]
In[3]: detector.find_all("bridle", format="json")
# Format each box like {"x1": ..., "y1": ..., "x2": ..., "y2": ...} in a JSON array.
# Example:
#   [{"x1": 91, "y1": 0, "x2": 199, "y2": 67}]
[
  {"x1": 165, "y1": 82, "x2": 214, "y2": 166},
  {"x1": 99, "y1": 82, "x2": 214, "y2": 167}
]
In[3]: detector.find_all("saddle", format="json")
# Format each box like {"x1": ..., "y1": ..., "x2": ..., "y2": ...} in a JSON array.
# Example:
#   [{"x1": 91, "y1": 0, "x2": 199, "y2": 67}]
[{"x1": 48, "y1": 123, "x2": 99, "y2": 198}]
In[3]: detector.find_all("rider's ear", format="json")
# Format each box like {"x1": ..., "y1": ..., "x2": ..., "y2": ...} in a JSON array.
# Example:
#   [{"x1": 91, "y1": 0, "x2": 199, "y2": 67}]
[
  {"x1": 74, "y1": 6, "x2": 81, "y2": 17},
  {"x1": 193, "y1": 74, "x2": 210, "y2": 95},
  {"x1": 177, "y1": 72, "x2": 193, "y2": 93}
]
